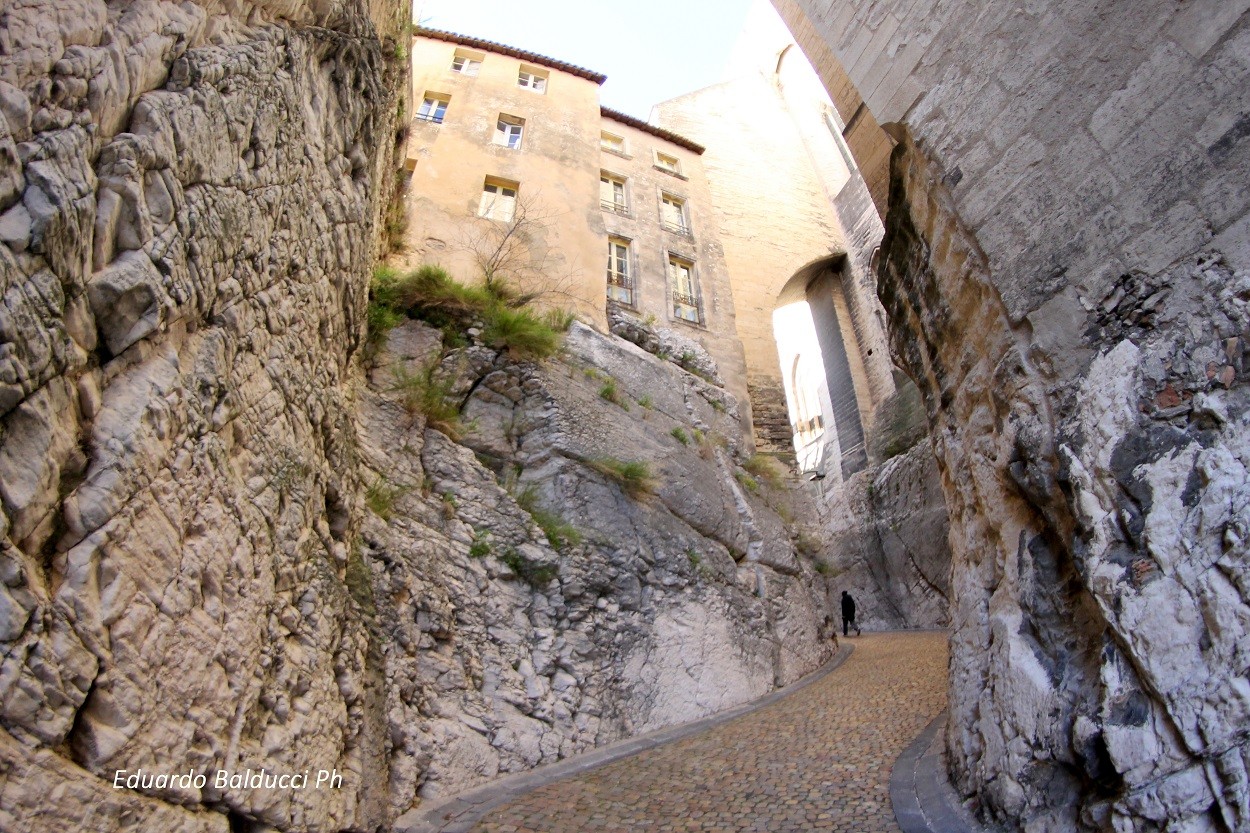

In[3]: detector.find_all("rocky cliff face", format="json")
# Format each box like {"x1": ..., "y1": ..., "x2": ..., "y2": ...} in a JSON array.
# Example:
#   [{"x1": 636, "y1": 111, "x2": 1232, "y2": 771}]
[
  {"x1": 362, "y1": 319, "x2": 833, "y2": 806},
  {"x1": 0, "y1": 0, "x2": 406, "y2": 830},
  {"x1": 815, "y1": 440, "x2": 950, "y2": 631},
  {"x1": 880, "y1": 131, "x2": 1250, "y2": 832},
  {"x1": 0, "y1": 4, "x2": 836, "y2": 818}
]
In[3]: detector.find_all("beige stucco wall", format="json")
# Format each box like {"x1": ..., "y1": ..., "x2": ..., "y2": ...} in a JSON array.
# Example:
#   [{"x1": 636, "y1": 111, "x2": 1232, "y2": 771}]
[
  {"x1": 654, "y1": 0, "x2": 896, "y2": 465},
  {"x1": 597, "y1": 117, "x2": 751, "y2": 420},
  {"x1": 771, "y1": 0, "x2": 896, "y2": 217},
  {"x1": 654, "y1": 76, "x2": 845, "y2": 446},
  {"x1": 402, "y1": 35, "x2": 608, "y2": 329}
]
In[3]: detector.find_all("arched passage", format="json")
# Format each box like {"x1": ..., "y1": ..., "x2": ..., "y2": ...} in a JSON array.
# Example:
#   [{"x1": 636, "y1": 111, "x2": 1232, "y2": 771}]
[{"x1": 773, "y1": 256, "x2": 871, "y2": 480}]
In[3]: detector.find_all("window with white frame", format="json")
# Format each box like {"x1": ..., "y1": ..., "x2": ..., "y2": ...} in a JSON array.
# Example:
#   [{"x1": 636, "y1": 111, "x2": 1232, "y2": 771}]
[
  {"x1": 517, "y1": 66, "x2": 548, "y2": 93},
  {"x1": 655, "y1": 151, "x2": 681, "y2": 174},
  {"x1": 494, "y1": 115, "x2": 524, "y2": 149},
  {"x1": 600, "y1": 173, "x2": 627, "y2": 213},
  {"x1": 451, "y1": 49, "x2": 483, "y2": 76},
  {"x1": 606, "y1": 237, "x2": 633, "y2": 305},
  {"x1": 479, "y1": 177, "x2": 519, "y2": 222},
  {"x1": 600, "y1": 130, "x2": 626, "y2": 154},
  {"x1": 660, "y1": 193, "x2": 689, "y2": 234},
  {"x1": 416, "y1": 93, "x2": 450, "y2": 123},
  {"x1": 668, "y1": 255, "x2": 700, "y2": 323}
]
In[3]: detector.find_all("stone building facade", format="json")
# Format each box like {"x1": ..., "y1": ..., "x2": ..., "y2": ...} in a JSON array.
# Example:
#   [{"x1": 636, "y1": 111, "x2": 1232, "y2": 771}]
[
  {"x1": 402, "y1": 30, "x2": 752, "y2": 425},
  {"x1": 772, "y1": 0, "x2": 1250, "y2": 830},
  {"x1": 653, "y1": 1, "x2": 896, "y2": 480}
]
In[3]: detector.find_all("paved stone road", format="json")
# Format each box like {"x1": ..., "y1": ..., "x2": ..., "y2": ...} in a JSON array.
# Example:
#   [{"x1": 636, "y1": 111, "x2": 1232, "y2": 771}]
[{"x1": 470, "y1": 631, "x2": 949, "y2": 833}]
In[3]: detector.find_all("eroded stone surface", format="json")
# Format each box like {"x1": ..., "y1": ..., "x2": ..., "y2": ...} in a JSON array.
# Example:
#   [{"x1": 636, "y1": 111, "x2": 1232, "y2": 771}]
[
  {"x1": 815, "y1": 441, "x2": 951, "y2": 631},
  {"x1": 360, "y1": 320, "x2": 834, "y2": 804},
  {"x1": 878, "y1": 132, "x2": 1250, "y2": 832},
  {"x1": 0, "y1": 0, "x2": 407, "y2": 829}
]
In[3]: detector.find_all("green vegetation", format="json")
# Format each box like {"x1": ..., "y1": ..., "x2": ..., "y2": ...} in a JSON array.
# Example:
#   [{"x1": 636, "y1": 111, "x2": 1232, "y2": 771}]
[
  {"x1": 481, "y1": 304, "x2": 562, "y2": 360},
  {"x1": 743, "y1": 454, "x2": 786, "y2": 489},
  {"x1": 670, "y1": 427, "x2": 690, "y2": 446},
  {"x1": 686, "y1": 548, "x2": 702, "y2": 568},
  {"x1": 344, "y1": 540, "x2": 376, "y2": 617},
  {"x1": 638, "y1": 394, "x2": 653, "y2": 409},
  {"x1": 582, "y1": 366, "x2": 604, "y2": 380},
  {"x1": 814, "y1": 560, "x2": 831, "y2": 575},
  {"x1": 598, "y1": 381, "x2": 628, "y2": 410},
  {"x1": 365, "y1": 476, "x2": 405, "y2": 519},
  {"x1": 368, "y1": 264, "x2": 564, "y2": 361},
  {"x1": 588, "y1": 457, "x2": 657, "y2": 497},
  {"x1": 389, "y1": 363, "x2": 462, "y2": 437},
  {"x1": 796, "y1": 533, "x2": 823, "y2": 557},
  {"x1": 499, "y1": 548, "x2": 559, "y2": 586},
  {"x1": 468, "y1": 530, "x2": 491, "y2": 558},
  {"x1": 709, "y1": 398, "x2": 726, "y2": 413},
  {"x1": 513, "y1": 484, "x2": 583, "y2": 551},
  {"x1": 735, "y1": 471, "x2": 760, "y2": 494},
  {"x1": 367, "y1": 297, "x2": 404, "y2": 345},
  {"x1": 542, "y1": 308, "x2": 576, "y2": 332}
]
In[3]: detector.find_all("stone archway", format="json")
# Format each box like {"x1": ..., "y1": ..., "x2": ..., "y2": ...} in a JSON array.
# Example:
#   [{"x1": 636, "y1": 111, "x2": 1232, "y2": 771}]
[{"x1": 772, "y1": 256, "x2": 871, "y2": 480}]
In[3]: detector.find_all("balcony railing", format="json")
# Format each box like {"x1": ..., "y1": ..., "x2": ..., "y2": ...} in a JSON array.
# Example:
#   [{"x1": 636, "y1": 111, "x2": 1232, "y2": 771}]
[
  {"x1": 661, "y1": 219, "x2": 692, "y2": 236},
  {"x1": 607, "y1": 269, "x2": 633, "y2": 305},
  {"x1": 672, "y1": 290, "x2": 701, "y2": 323},
  {"x1": 414, "y1": 112, "x2": 445, "y2": 124},
  {"x1": 601, "y1": 199, "x2": 629, "y2": 215}
]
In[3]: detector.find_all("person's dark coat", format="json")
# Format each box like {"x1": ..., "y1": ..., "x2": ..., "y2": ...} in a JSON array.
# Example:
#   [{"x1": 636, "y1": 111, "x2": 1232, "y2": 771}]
[{"x1": 841, "y1": 592, "x2": 856, "y2": 621}]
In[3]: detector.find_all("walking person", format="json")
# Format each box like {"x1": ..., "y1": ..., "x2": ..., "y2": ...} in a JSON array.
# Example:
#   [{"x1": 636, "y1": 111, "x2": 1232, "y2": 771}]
[{"x1": 841, "y1": 590, "x2": 861, "y2": 637}]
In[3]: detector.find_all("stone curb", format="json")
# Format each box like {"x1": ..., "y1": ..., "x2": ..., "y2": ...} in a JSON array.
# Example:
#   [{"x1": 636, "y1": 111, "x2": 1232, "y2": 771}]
[
  {"x1": 394, "y1": 643, "x2": 855, "y2": 833},
  {"x1": 890, "y1": 709, "x2": 991, "y2": 833}
]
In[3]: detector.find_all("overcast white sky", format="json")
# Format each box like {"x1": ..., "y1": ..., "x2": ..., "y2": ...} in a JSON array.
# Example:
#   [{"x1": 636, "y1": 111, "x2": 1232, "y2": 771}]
[{"x1": 413, "y1": 0, "x2": 756, "y2": 119}]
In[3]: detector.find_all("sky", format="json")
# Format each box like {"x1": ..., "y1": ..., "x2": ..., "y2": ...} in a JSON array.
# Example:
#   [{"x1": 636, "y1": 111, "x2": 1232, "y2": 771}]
[{"x1": 413, "y1": 0, "x2": 756, "y2": 119}]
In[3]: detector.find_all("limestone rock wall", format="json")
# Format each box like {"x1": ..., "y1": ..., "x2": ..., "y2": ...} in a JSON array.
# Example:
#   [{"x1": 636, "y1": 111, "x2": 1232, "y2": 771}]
[
  {"x1": 0, "y1": 1, "x2": 405, "y2": 830},
  {"x1": 365, "y1": 320, "x2": 834, "y2": 807},
  {"x1": 813, "y1": 440, "x2": 950, "y2": 631},
  {"x1": 779, "y1": 1, "x2": 1250, "y2": 830}
]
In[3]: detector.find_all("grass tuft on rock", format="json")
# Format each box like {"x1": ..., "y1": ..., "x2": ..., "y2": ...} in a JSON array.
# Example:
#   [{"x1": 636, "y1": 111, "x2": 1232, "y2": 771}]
[
  {"x1": 743, "y1": 454, "x2": 786, "y2": 489},
  {"x1": 368, "y1": 264, "x2": 564, "y2": 361},
  {"x1": 735, "y1": 471, "x2": 760, "y2": 494},
  {"x1": 389, "y1": 363, "x2": 462, "y2": 437},
  {"x1": 588, "y1": 458, "x2": 657, "y2": 497},
  {"x1": 468, "y1": 530, "x2": 491, "y2": 558},
  {"x1": 365, "y1": 476, "x2": 405, "y2": 520},
  {"x1": 481, "y1": 304, "x2": 562, "y2": 360},
  {"x1": 598, "y1": 381, "x2": 628, "y2": 410},
  {"x1": 499, "y1": 548, "x2": 559, "y2": 586},
  {"x1": 513, "y1": 485, "x2": 583, "y2": 551}
]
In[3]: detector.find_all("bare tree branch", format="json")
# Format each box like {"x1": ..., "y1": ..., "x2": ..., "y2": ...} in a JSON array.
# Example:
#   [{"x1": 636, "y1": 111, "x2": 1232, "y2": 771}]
[{"x1": 456, "y1": 191, "x2": 584, "y2": 307}]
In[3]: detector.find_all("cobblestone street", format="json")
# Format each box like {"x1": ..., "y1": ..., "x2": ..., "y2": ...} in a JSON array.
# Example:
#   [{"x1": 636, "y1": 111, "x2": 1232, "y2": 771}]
[{"x1": 469, "y1": 632, "x2": 948, "y2": 833}]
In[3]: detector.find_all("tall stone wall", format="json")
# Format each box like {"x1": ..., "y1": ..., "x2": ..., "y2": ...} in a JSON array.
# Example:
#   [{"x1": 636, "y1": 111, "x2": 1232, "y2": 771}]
[
  {"x1": 778, "y1": 0, "x2": 1250, "y2": 830},
  {"x1": 654, "y1": 74, "x2": 851, "y2": 456},
  {"x1": 0, "y1": 1, "x2": 406, "y2": 830},
  {"x1": 772, "y1": 0, "x2": 895, "y2": 218}
]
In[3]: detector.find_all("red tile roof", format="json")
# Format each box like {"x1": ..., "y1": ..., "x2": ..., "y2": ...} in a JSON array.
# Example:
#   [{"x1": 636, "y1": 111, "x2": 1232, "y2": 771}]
[
  {"x1": 415, "y1": 28, "x2": 607, "y2": 85},
  {"x1": 601, "y1": 107, "x2": 705, "y2": 154}
]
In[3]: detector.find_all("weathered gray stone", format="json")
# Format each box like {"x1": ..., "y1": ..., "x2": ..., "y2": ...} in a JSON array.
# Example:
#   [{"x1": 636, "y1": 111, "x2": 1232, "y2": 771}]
[
  {"x1": 777, "y1": 0, "x2": 1250, "y2": 827},
  {"x1": 0, "y1": 0, "x2": 408, "y2": 829},
  {"x1": 357, "y1": 320, "x2": 833, "y2": 804}
]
